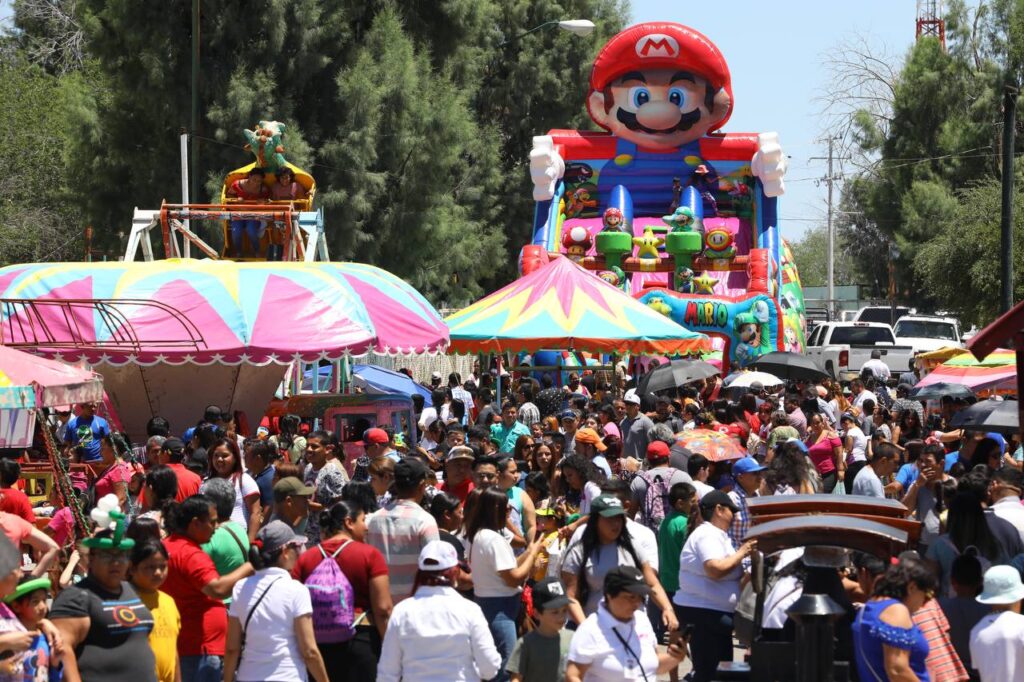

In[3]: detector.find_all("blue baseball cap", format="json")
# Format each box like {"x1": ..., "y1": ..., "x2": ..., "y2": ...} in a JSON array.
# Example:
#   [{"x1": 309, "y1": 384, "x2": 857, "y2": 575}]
[
  {"x1": 984, "y1": 432, "x2": 1007, "y2": 455},
  {"x1": 786, "y1": 438, "x2": 809, "y2": 454},
  {"x1": 733, "y1": 456, "x2": 767, "y2": 475}
]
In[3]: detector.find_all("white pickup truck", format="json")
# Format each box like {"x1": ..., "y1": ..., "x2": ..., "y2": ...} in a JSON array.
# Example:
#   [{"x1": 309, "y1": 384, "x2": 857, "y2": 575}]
[
  {"x1": 892, "y1": 315, "x2": 963, "y2": 354},
  {"x1": 805, "y1": 321, "x2": 916, "y2": 380}
]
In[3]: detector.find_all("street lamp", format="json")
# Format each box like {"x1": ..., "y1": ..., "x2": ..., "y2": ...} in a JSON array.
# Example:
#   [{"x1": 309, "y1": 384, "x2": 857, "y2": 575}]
[{"x1": 499, "y1": 19, "x2": 595, "y2": 46}]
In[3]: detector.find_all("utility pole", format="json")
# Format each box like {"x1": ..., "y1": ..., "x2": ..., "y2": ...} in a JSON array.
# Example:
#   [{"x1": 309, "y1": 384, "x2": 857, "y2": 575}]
[
  {"x1": 1000, "y1": 83, "x2": 1017, "y2": 313},
  {"x1": 811, "y1": 138, "x2": 847, "y2": 319},
  {"x1": 190, "y1": 0, "x2": 200, "y2": 209}
]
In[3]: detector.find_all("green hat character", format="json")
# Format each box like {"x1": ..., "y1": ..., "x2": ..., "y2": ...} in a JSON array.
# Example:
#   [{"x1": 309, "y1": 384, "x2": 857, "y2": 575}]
[{"x1": 82, "y1": 494, "x2": 135, "y2": 550}]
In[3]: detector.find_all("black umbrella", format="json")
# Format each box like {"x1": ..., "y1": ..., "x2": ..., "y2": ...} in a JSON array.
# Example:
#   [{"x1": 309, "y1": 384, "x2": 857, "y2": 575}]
[
  {"x1": 950, "y1": 398, "x2": 1019, "y2": 434},
  {"x1": 909, "y1": 382, "x2": 974, "y2": 401},
  {"x1": 637, "y1": 359, "x2": 720, "y2": 395},
  {"x1": 749, "y1": 351, "x2": 828, "y2": 381}
]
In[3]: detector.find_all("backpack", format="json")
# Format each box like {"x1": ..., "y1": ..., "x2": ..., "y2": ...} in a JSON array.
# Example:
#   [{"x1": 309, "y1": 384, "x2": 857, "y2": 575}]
[
  {"x1": 304, "y1": 541, "x2": 356, "y2": 643},
  {"x1": 637, "y1": 468, "x2": 677, "y2": 532}
]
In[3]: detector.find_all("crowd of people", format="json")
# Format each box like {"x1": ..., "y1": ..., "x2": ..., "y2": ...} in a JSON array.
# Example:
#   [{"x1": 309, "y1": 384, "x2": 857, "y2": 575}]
[{"x1": 0, "y1": 365, "x2": 1021, "y2": 682}]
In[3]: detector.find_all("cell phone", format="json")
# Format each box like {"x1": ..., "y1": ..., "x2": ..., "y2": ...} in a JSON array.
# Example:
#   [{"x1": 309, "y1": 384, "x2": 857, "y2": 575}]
[{"x1": 669, "y1": 623, "x2": 694, "y2": 645}]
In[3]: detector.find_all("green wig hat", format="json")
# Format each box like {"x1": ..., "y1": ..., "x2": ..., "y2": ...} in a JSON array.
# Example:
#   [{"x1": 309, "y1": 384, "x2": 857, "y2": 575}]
[
  {"x1": 4, "y1": 577, "x2": 51, "y2": 604},
  {"x1": 82, "y1": 494, "x2": 135, "y2": 550}
]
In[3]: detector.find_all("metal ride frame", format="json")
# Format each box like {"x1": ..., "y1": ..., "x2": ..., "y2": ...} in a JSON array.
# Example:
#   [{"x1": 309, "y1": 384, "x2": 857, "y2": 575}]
[
  {"x1": 123, "y1": 200, "x2": 329, "y2": 263},
  {"x1": 0, "y1": 298, "x2": 206, "y2": 355}
]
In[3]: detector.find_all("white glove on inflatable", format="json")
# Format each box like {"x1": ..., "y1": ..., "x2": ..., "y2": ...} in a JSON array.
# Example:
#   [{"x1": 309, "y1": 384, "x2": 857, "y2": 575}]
[
  {"x1": 530, "y1": 135, "x2": 565, "y2": 202},
  {"x1": 751, "y1": 132, "x2": 787, "y2": 198}
]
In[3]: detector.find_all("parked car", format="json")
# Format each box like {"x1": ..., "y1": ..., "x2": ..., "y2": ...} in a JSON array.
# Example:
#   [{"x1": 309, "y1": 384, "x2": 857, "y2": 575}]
[
  {"x1": 852, "y1": 305, "x2": 914, "y2": 326},
  {"x1": 892, "y1": 314, "x2": 963, "y2": 354},
  {"x1": 804, "y1": 321, "x2": 915, "y2": 380}
]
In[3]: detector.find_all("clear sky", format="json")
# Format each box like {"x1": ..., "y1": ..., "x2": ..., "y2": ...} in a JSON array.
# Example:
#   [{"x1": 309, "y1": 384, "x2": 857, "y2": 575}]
[{"x1": 628, "y1": 0, "x2": 919, "y2": 241}]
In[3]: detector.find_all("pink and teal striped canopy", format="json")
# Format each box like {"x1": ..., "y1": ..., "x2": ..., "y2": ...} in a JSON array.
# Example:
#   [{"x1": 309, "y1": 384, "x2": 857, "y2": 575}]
[{"x1": 0, "y1": 260, "x2": 448, "y2": 365}]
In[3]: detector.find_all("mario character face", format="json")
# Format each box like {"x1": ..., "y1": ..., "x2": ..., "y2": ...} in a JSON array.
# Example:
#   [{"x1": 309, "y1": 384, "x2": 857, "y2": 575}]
[
  {"x1": 603, "y1": 207, "x2": 625, "y2": 231},
  {"x1": 587, "y1": 24, "x2": 733, "y2": 151}
]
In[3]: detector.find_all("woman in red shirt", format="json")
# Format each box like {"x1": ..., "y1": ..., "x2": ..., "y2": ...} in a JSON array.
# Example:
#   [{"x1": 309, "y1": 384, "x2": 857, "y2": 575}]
[
  {"x1": 293, "y1": 501, "x2": 392, "y2": 682},
  {"x1": 161, "y1": 495, "x2": 253, "y2": 682},
  {"x1": 803, "y1": 413, "x2": 845, "y2": 493}
]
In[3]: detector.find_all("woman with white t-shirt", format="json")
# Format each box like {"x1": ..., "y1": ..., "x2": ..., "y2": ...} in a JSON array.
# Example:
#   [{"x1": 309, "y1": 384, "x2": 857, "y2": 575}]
[
  {"x1": 841, "y1": 413, "x2": 869, "y2": 494},
  {"x1": 202, "y1": 438, "x2": 261, "y2": 534},
  {"x1": 566, "y1": 566, "x2": 688, "y2": 682},
  {"x1": 468, "y1": 488, "x2": 544, "y2": 682},
  {"x1": 224, "y1": 521, "x2": 328, "y2": 682},
  {"x1": 673, "y1": 490, "x2": 757, "y2": 682},
  {"x1": 561, "y1": 494, "x2": 678, "y2": 632}
]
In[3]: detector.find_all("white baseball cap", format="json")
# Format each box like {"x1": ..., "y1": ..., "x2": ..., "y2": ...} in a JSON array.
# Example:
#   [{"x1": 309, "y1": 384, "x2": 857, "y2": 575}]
[
  {"x1": 977, "y1": 565, "x2": 1024, "y2": 605},
  {"x1": 624, "y1": 389, "x2": 641, "y2": 405},
  {"x1": 418, "y1": 540, "x2": 459, "y2": 571}
]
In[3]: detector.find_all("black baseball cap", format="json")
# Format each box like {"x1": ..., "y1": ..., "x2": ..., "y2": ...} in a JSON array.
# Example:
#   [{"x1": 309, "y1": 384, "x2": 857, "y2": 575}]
[
  {"x1": 162, "y1": 437, "x2": 185, "y2": 454},
  {"x1": 604, "y1": 566, "x2": 651, "y2": 596},
  {"x1": 699, "y1": 490, "x2": 740, "y2": 516},
  {"x1": 532, "y1": 577, "x2": 571, "y2": 610},
  {"x1": 394, "y1": 458, "x2": 429, "y2": 488}
]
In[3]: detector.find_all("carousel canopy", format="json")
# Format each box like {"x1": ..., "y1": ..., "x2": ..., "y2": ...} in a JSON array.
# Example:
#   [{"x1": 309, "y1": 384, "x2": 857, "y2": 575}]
[
  {"x1": 445, "y1": 256, "x2": 710, "y2": 356},
  {"x1": 0, "y1": 345, "x2": 104, "y2": 409},
  {"x1": 0, "y1": 260, "x2": 448, "y2": 365}
]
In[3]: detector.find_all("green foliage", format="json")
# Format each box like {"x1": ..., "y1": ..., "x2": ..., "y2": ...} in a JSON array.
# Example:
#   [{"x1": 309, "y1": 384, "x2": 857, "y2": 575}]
[
  {"x1": 1, "y1": 0, "x2": 627, "y2": 305},
  {"x1": 787, "y1": 225, "x2": 857, "y2": 289},
  {"x1": 0, "y1": 58, "x2": 88, "y2": 265},
  {"x1": 913, "y1": 178, "x2": 1024, "y2": 326},
  {"x1": 834, "y1": 4, "x2": 1021, "y2": 321}
]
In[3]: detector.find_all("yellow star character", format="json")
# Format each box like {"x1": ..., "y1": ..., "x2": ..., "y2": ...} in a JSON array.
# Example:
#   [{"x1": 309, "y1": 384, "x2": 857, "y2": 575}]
[
  {"x1": 632, "y1": 228, "x2": 664, "y2": 260},
  {"x1": 693, "y1": 273, "x2": 718, "y2": 294}
]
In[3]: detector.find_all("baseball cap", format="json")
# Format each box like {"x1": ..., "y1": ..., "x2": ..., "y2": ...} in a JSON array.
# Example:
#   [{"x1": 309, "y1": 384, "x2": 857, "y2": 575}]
[
  {"x1": 446, "y1": 446, "x2": 475, "y2": 463},
  {"x1": 394, "y1": 458, "x2": 430, "y2": 488},
  {"x1": 750, "y1": 381, "x2": 764, "y2": 392},
  {"x1": 535, "y1": 507, "x2": 558, "y2": 517},
  {"x1": 575, "y1": 428, "x2": 607, "y2": 451},
  {"x1": 733, "y1": 456, "x2": 766, "y2": 475},
  {"x1": 699, "y1": 490, "x2": 739, "y2": 514},
  {"x1": 786, "y1": 438, "x2": 809, "y2": 454},
  {"x1": 646, "y1": 441, "x2": 670, "y2": 462},
  {"x1": 977, "y1": 565, "x2": 1024, "y2": 605},
  {"x1": 624, "y1": 389, "x2": 641, "y2": 405},
  {"x1": 357, "y1": 428, "x2": 389, "y2": 446},
  {"x1": 431, "y1": 371, "x2": 442, "y2": 380},
  {"x1": 532, "y1": 577, "x2": 571, "y2": 610},
  {"x1": 256, "y1": 520, "x2": 306, "y2": 555},
  {"x1": 162, "y1": 436, "x2": 185, "y2": 453},
  {"x1": 560, "y1": 409, "x2": 579, "y2": 421},
  {"x1": 603, "y1": 565, "x2": 651, "y2": 596},
  {"x1": 418, "y1": 540, "x2": 459, "y2": 571},
  {"x1": 273, "y1": 476, "x2": 315, "y2": 498},
  {"x1": 590, "y1": 494, "x2": 627, "y2": 518}
]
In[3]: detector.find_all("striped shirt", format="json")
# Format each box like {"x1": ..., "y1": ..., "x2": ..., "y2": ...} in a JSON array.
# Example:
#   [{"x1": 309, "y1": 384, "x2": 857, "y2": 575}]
[
  {"x1": 367, "y1": 499, "x2": 439, "y2": 603},
  {"x1": 913, "y1": 599, "x2": 969, "y2": 682}
]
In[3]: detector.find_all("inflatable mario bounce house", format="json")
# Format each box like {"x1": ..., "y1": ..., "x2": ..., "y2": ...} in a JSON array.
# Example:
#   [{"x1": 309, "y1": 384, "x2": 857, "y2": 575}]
[{"x1": 522, "y1": 22, "x2": 806, "y2": 371}]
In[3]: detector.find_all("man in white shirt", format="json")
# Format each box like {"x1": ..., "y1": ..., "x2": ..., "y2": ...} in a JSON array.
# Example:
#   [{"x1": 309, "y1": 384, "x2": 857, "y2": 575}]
[
  {"x1": 850, "y1": 378, "x2": 877, "y2": 413},
  {"x1": 852, "y1": 442, "x2": 898, "y2": 498},
  {"x1": 969, "y1": 565, "x2": 1024, "y2": 682},
  {"x1": 989, "y1": 468, "x2": 1024, "y2": 543},
  {"x1": 861, "y1": 350, "x2": 891, "y2": 382}
]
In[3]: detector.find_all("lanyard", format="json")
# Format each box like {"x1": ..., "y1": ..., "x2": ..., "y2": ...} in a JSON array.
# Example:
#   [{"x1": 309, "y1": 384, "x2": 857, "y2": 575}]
[{"x1": 611, "y1": 624, "x2": 649, "y2": 682}]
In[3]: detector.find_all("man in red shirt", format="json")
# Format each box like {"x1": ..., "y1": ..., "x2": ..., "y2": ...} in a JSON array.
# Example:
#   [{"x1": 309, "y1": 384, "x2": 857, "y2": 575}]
[
  {"x1": 159, "y1": 437, "x2": 202, "y2": 502},
  {"x1": 0, "y1": 460, "x2": 35, "y2": 523},
  {"x1": 439, "y1": 446, "x2": 475, "y2": 503}
]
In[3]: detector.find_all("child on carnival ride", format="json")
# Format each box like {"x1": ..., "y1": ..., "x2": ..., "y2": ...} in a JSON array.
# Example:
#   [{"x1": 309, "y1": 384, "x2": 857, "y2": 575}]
[{"x1": 226, "y1": 167, "x2": 270, "y2": 258}]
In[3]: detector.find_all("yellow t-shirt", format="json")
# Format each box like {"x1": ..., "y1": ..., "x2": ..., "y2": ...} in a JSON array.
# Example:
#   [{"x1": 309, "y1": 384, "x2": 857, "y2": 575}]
[{"x1": 138, "y1": 589, "x2": 181, "y2": 682}]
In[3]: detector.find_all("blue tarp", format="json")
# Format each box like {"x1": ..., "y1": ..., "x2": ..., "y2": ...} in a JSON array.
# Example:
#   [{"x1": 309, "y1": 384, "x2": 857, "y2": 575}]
[{"x1": 301, "y1": 364, "x2": 432, "y2": 406}]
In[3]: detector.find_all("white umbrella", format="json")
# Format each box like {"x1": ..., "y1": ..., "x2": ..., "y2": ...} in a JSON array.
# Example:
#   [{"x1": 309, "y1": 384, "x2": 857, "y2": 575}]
[{"x1": 723, "y1": 371, "x2": 784, "y2": 388}]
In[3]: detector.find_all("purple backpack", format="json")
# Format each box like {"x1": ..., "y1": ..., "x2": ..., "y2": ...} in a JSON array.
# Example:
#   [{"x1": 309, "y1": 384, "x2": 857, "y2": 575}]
[
  {"x1": 638, "y1": 468, "x2": 677, "y2": 532},
  {"x1": 304, "y1": 541, "x2": 356, "y2": 643}
]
